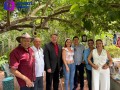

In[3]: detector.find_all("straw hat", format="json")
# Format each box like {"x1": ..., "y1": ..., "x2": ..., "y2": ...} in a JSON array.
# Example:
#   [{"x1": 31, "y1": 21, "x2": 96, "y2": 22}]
[{"x1": 16, "y1": 33, "x2": 34, "y2": 43}]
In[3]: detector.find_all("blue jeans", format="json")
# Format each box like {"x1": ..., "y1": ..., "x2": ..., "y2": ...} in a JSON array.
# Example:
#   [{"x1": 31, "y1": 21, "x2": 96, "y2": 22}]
[
  {"x1": 34, "y1": 76, "x2": 43, "y2": 90},
  {"x1": 63, "y1": 63, "x2": 75, "y2": 90},
  {"x1": 20, "y1": 86, "x2": 34, "y2": 90}
]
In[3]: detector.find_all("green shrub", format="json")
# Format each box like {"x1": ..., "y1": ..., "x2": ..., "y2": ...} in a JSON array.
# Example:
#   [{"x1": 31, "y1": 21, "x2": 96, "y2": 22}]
[
  {"x1": 0, "y1": 55, "x2": 8, "y2": 68},
  {"x1": 105, "y1": 45, "x2": 120, "y2": 58}
]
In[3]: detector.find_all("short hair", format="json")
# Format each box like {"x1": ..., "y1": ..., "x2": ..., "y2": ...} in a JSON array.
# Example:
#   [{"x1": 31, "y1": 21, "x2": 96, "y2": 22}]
[
  {"x1": 33, "y1": 37, "x2": 41, "y2": 42},
  {"x1": 96, "y1": 39, "x2": 103, "y2": 43},
  {"x1": 73, "y1": 36, "x2": 79, "y2": 40},
  {"x1": 50, "y1": 33, "x2": 58, "y2": 37},
  {"x1": 88, "y1": 39, "x2": 94, "y2": 43}
]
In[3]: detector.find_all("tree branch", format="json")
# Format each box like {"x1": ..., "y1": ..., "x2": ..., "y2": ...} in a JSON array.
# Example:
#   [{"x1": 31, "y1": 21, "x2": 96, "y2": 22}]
[
  {"x1": 54, "y1": 5, "x2": 72, "y2": 13},
  {"x1": 10, "y1": 9, "x2": 69, "y2": 27},
  {"x1": 30, "y1": 4, "x2": 46, "y2": 16},
  {"x1": 10, "y1": 16, "x2": 47, "y2": 26},
  {"x1": 0, "y1": 24, "x2": 3, "y2": 29},
  {"x1": 11, "y1": 24, "x2": 34, "y2": 29},
  {"x1": 41, "y1": 9, "x2": 69, "y2": 28},
  {"x1": 0, "y1": 4, "x2": 71, "y2": 33},
  {"x1": 42, "y1": 0, "x2": 52, "y2": 15},
  {"x1": 109, "y1": 3, "x2": 120, "y2": 8},
  {"x1": 51, "y1": 17, "x2": 71, "y2": 24},
  {"x1": 0, "y1": 16, "x2": 80, "y2": 33}
]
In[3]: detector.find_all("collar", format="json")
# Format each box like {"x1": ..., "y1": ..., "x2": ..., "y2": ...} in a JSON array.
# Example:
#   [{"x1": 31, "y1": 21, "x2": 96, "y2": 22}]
[
  {"x1": 32, "y1": 46, "x2": 42, "y2": 50},
  {"x1": 18, "y1": 44, "x2": 30, "y2": 52},
  {"x1": 73, "y1": 44, "x2": 81, "y2": 47},
  {"x1": 50, "y1": 42, "x2": 58, "y2": 46}
]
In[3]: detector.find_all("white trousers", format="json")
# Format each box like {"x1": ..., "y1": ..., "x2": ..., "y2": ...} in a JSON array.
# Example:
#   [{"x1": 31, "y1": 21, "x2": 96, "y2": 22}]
[{"x1": 92, "y1": 68, "x2": 110, "y2": 90}]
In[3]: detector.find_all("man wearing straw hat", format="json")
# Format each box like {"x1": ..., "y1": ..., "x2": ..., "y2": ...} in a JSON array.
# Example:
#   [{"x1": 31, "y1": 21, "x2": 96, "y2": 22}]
[{"x1": 9, "y1": 33, "x2": 35, "y2": 90}]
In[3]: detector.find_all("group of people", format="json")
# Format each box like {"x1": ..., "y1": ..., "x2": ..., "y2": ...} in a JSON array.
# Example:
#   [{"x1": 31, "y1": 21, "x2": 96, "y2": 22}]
[{"x1": 9, "y1": 33, "x2": 112, "y2": 90}]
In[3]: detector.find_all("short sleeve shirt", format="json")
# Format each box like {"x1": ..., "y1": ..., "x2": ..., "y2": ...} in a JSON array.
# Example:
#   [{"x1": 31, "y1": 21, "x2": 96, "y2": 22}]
[
  {"x1": 9, "y1": 44, "x2": 35, "y2": 87},
  {"x1": 62, "y1": 47, "x2": 74, "y2": 61}
]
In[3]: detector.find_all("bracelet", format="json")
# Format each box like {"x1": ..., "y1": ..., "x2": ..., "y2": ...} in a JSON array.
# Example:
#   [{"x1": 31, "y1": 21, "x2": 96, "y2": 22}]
[
  {"x1": 106, "y1": 63, "x2": 109, "y2": 66},
  {"x1": 106, "y1": 61, "x2": 109, "y2": 66}
]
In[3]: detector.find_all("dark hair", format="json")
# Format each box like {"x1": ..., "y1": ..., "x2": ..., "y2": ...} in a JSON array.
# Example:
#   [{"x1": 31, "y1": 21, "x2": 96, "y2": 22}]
[
  {"x1": 64, "y1": 38, "x2": 71, "y2": 47},
  {"x1": 73, "y1": 36, "x2": 79, "y2": 40},
  {"x1": 96, "y1": 39, "x2": 103, "y2": 43},
  {"x1": 50, "y1": 33, "x2": 58, "y2": 37},
  {"x1": 88, "y1": 39, "x2": 94, "y2": 43},
  {"x1": 96, "y1": 39, "x2": 104, "y2": 48}
]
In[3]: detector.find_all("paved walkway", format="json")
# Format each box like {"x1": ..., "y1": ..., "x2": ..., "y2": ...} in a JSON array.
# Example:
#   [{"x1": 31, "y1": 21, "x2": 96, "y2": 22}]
[{"x1": 0, "y1": 71, "x2": 88, "y2": 90}]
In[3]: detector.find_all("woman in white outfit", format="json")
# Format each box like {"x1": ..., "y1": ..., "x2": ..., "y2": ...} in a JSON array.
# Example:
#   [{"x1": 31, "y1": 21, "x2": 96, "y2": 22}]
[{"x1": 88, "y1": 39, "x2": 112, "y2": 90}]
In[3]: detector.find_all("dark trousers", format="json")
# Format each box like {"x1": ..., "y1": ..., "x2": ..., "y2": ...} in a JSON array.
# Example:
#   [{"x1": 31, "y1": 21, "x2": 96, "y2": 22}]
[
  {"x1": 20, "y1": 86, "x2": 34, "y2": 90},
  {"x1": 46, "y1": 67, "x2": 59, "y2": 90},
  {"x1": 86, "y1": 69, "x2": 92, "y2": 90},
  {"x1": 74, "y1": 63, "x2": 84, "y2": 89},
  {"x1": 34, "y1": 76, "x2": 43, "y2": 90}
]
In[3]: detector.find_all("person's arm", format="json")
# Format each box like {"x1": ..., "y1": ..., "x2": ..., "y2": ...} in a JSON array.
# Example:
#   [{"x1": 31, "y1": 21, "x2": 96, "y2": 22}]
[
  {"x1": 60, "y1": 47, "x2": 63, "y2": 67},
  {"x1": 107, "y1": 51, "x2": 113, "y2": 66},
  {"x1": 88, "y1": 51, "x2": 98, "y2": 70},
  {"x1": 9, "y1": 51, "x2": 33, "y2": 87},
  {"x1": 82, "y1": 46, "x2": 85, "y2": 63},
  {"x1": 102, "y1": 51, "x2": 113, "y2": 69},
  {"x1": 84, "y1": 50, "x2": 89, "y2": 65},
  {"x1": 44, "y1": 44, "x2": 51, "y2": 73},
  {"x1": 62, "y1": 49, "x2": 69, "y2": 72},
  {"x1": 10, "y1": 68, "x2": 33, "y2": 87}
]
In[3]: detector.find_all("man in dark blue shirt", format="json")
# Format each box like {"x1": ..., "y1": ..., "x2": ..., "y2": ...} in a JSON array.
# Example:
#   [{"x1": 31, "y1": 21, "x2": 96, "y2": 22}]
[{"x1": 84, "y1": 39, "x2": 94, "y2": 90}]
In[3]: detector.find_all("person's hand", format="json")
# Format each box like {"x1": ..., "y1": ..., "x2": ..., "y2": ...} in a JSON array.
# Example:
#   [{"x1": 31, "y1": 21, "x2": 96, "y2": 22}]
[
  {"x1": 82, "y1": 61, "x2": 85, "y2": 64},
  {"x1": 102, "y1": 64, "x2": 109, "y2": 69},
  {"x1": 47, "y1": 68, "x2": 52, "y2": 73},
  {"x1": 60, "y1": 67, "x2": 62, "y2": 71},
  {"x1": 93, "y1": 64, "x2": 99, "y2": 70},
  {"x1": 24, "y1": 77, "x2": 34, "y2": 87},
  {"x1": 66, "y1": 66, "x2": 69, "y2": 72}
]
